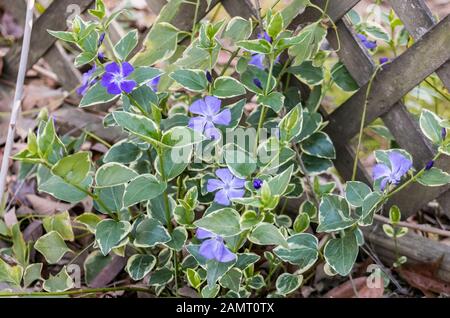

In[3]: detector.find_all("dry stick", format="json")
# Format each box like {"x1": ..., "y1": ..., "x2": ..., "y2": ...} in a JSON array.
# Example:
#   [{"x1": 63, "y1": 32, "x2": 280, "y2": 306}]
[
  {"x1": 0, "y1": 0, "x2": 35, "y2": 206},
  {"x1": 373, "y1": 214, "x2": 450, "y2": 238}
]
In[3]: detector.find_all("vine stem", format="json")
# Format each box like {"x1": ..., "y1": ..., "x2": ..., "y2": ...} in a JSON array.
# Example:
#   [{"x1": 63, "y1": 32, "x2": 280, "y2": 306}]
[
  {"x1": 351, "y1": 65, "x2": 382, "y2": 181},
  {"x1": 0, "y1": 285, "x2": 152, "y2": 297},
  {"x1": 0, "y1": 0, "x2": 35, "y2": 203},
  {"x1": 373, "y1": 214, "x2": 450, "y2": 238}
]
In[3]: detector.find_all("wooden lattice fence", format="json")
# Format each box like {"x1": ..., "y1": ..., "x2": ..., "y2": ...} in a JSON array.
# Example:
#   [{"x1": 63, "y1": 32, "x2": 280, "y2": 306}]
[{"x1": 1, "y1": 0, "x2": 450, "y2": 280}]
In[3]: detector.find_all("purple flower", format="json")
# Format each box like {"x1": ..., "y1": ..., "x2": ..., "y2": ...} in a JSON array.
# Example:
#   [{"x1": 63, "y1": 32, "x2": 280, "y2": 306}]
[
  {"x1": 357, "y1": 34, "x2": 377, "y2": 50},
  {"x1": 253, "y1": 178, "x2": 263, "y2": 190},
  {"x1": 258, "y1": 31, "x2": 272, "y2": 43},
  {"x1": 373, "y1": 152, "x2": 412, "y2": 190},
  {"x1": 253, "y1": 78, "x2": 263, "y2": 90},
  {"x1": 196, "y1": 228, "x2": 236, "y2": 263},
  {"x1": 148, "y1": 75, "x2": 160, "y2": 92},
  {"x1": 188, "y1": 96, "x2": 231, "y2": 140},
  {"x1": 76, "y1": 65, "x2": 97, "y2": 96},
  {"x1": 379, "y1": 57, "x2": 389, "y2": 64},
  {"x1": 101, "y1": 62, "x2": 137, "y2": 95},
  {"x1": 249, "y1": 53, "x2": 265, "y2": 70},
  {"x1": 207, "y1": 168, "x2": 245, "y2": 206},
  {"x1": 442, "y1": 127, "x2": 447, "y2": 140},
  {"x1": 425, "y1": 160, "x2": 434, "y2": 171},
  {"x1": 98, "y1": 32, "x2": 105, "y2": 47},
  {"x1": 206, "y1": 71, "x2": 213, "y2": 83}
]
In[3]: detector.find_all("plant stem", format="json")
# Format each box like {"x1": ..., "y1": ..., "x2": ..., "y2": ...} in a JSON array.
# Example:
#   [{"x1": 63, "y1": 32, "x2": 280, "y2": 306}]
[
  {"x1": 373, "y1": 214, "x2": 450, "y2": 238},
  {"x1": 351, "y1": 65, "x2": 382, "y2": 181},
  {"x1": 0, "y1": 285, "x2": 152, "y2": 297},
  {"x1": 191, "y1": 0, "x2": 200, "y2": 43}
]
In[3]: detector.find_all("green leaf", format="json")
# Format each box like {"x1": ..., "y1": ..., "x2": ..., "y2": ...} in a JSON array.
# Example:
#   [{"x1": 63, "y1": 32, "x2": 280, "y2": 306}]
[
  {"x1": 38, "y1": 174, "x2": 91, "y2": 203},
  {"x1": 123, "y1": 174, "x2": 167, "y2": 207},
  {"x1": 301, "y1": 132, "x2": 335, "y2": 159},
  {"x1": 363, "y1": 23, "x2": 390, "y2": 42},
  {"x1": 417, "y1": 167, "x2": 450, "y2": 186},
  {"x1": 317, "y1": 194, "x2": 355, "y2": 233},
  {"x1": 249, "y1": 223, "x2": 288, "y2": 248},
  {"x1": 293, "y1": 213, "x2": 310, "y2": 233},
  {"x1": 95, "y1": 162, "x2": 138, "y2": 187},
  {"x1": 149, "y1": 266, "x2": 174, "y2": 286},
  {"x1": 52, "y1": 152, "x2": 90, "y2": 184},
  {"x1": 345, "y1": 181, "x2": 372, "y2": 207},
  {"x1": 114, "y1": 29, "x2": 138, "y2": 61},
  {"x1": 103, "y1": 141, "x2": 142, "y2": 164},
  {"x1": 201, "y1": 283, "x2": 220, "y2": 298},
  {"x1": 34, "y1": 231, "x2": 71, "y2": 264},
  {"x1": 47, "y1": 30, "x2": 77, "y2": 43},
  {"x1": 267, "y1": 164, "x2": 294, "y2": 196},
  {"x1": 125, "y1": 254, "x2": 156, "y2": 281},
  {"x1": 0, "y1": 258, "x2": 23, "y2": 286},
  {"x1": 80, "y1": 82, "x2": 118, "y2": 108},
  {"x1": 236, "y1": 39, "x2": 271, "y2": 54},
  {"x1": 276, "y1": 273, "x2": 302, "y2": 295},
  {"x1": 43, "y1": 267, "x2": 74, "y2": 292},
  {"x1": 75, "y1": 213, "x2": 102, "y2": 233},
  {"x1": 186, "y1": 268, "x2": 202, "y2": 289},
  {"x1": 166, "y1": 227, "x2": 188, "y2": 251},
  {"x1": 273, "y1": 233, "x2": 318, "y2": 272},
  {"x1": 37, "y1": 119, "x2": 55, "y2": 158},
  {"x1": 134, "y1": 217, "x2": 171, "y2": 248},
  {"x1": 301, "y1": 153, "x2": 333, "y2": 174},
  {"x1": 219, "y1": 268, "x2": 242, "y2": 293},
  {"x1": 194, "y1": 208, "x2": 241, "y2": 237},
  {"x1": 223, "y1": 17, "x2": 252, "y2": 42},
  {"x1": 212, "y1": 76, "x2": 246, "y2": 98},
  {"x1": 257, "y1": 92, "x2": 285, "y2": 112},
  {"x1": 74, "y1": 51, "x2": 96, "y2": 67},
  {"x1": 331, "y1": 62, "x2": 359, "y2": 92},
  {"x1": 288, "y1": 22, "x2": 327, "y2": 65},
  {"x1": 23, "y1": 263, "x2": 43, "y2": 287},
  {"x1": 420, "y1": 109, "x2": 443, "y2": 144},
  {"x1": 112, "y1": 111, "x2": 160, "y2": 146},
  {"x1": 289, "y1": 60, "x2": 324, "y2": 86},
  {"x1": 389, "y1": 205, "x2": 401, "y2": 224},
  {"x1": 95, "y1": 220, "x2": 131, "y2": 255},
  {"x1": 240, "y1": 210, "x2": 264, "y2": 229},
  {"x1": 223, "y1": 143, "x2": 257, "y2": 178},
  {"x1": 170, "y1": 69, "x2": 208, "y2": 92},
  {"x1": 241, "y1": 65, "x2": 276, "y2": 94},
  {"x1": 206, "y1": 259, "x2": 236, "y2": 287},
  {"x1": 128, "y1": 67, "x2": 163, "y2": 86},
  {"x1": 267, "y1": 12, "x2": 284, "y2": 38},
  {"x1": 235, "y1": 253, "x2": 260, "y2": 270},
  {"x1": 133, "y1": 22, "x2": 179, "y2": 66},
  {"x1": 247, "y1": 274, "x2": 265, "y2": 290},
  {"x1": 324, "y1": 230, "x2": 359, "y2": 276},
  {"x1": 43, "y1": 211, "x2": 74, "y2": 241},
  {"x1": 359, "y1": 191, "x2": 383, "y2": 226},
  {"x1": 279, "y1": 105, "x2": 303, "y2": 142},
  {"x1": 11, "y1": 223, "x2": 27, "y2": 267},
  {"x1": 94, "y1": 185, "x2": 125, "y2": 213}
]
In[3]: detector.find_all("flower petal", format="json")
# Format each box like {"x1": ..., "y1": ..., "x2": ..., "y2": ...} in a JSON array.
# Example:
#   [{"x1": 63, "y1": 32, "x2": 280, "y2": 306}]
[
  {"x1": 105, "y1": 62, "x2": 121, "y2": 74},
  {"x1": 207, "y1": 178, "x2": 225, "y2": 193},
  {"x1": 380, "y1": 177, "x2": 389, "y2": 191},
  {"x1": 213, "y1": 109, "x2": 231, "y2": 126},
  {"x1": 196, "y1": 228, "x2": 215, "y2": 240},
  {"x1": 188, "y1": 116, "x2": 207, "y2": 132},
  {"x1": 215, "y1": 242, "x2": 236, "y2": 263},
  {"x1": 215, "y1": 168, "x2": 234, "y2": 184},
  {"x1": 106, "y1": 82, "x2": 121, "y2": 95},
  {"x1": 120, "y1": 80, "x2": 137, "y2": 93},
  {"x1": 189, "y1": 99, "x2": 208, "y2": 116},
  {"x1": 389, "y1": 152, "x2": 412, "y2": 180},
  {"x1": 214, "y1": 189, "x2": 230, "y2": 206},
  {"x1": 204, "y1": 96, "x2": 221, "y2": 115},
  {"x1": 372, "y1": 163, "x2": 391, "y2": 181},
  {"x1": 227, "y1": 188, "x2": 245, "y2": 201},
  {"x1": 204, "y1": 124, "x2": 221, "y2": 140},
  {"x1": 249, "y1": 54, "x2": 265, "y2": 70},
  {"x1": 229, "y1": 177, "x2": 245, "y2": 189},
  {"x1": 121, "y1": 62, "x2": 134, "y2": 77},
  {"x1": 199, "y1": 239, "x2": 221, "y2": 260},
  {"x1": 101, "y1": 72, "x2": 115, "y2": 86}
]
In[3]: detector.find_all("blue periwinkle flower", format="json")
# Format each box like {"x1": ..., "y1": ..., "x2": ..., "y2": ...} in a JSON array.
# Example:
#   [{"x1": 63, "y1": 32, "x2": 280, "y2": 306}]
[
  {"x1": 425, "y1": 160, "x2": 434, "y2": 171},
  {"x1": 188, "y1": 96, "x2": 231, "y2": 140},
  {"x1": 76, "y1": 65, "x2": 97, "y2": 96},
  {"x1": 442, "y1": 127, "x2": 447, "y2": 140},
  {"x1": 373, "y1": 152, "x2": 412, "y2": 190},
  {"x1": 207, "y1": 168, "x2": 245, "y2": 206},
  {"x1": 101, "y1": 62, "x2": 137, "y2": 95},
  {"x1": 379, "y1": 57, "x2": 389, "y2": 64},
  {"x1": 98, "y1": 32, "x2": 105, "y2": 47},
  {"x1": 196, "y1": 228, "x2": 236, "y2": 263},
  {"x1": 148, "y1": 75, "x2": 161, "y2": 92},
  {"x1": 206, "y1": 70, "x2": 213, "y2": 83},
  {"x1": 357, "y1": 34, "x2": 377, "y2": 50},
  {"x1": 253, "y1": 77, "x2": 263, "y2": 90},
  {"x1": 253, "y1": 178, "x2": 263, "y2": 189}
]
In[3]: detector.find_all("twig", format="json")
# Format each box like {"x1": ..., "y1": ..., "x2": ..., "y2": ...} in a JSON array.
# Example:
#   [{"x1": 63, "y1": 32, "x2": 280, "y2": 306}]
[
  {"x1": 0, "y1": 0, "x2": 35, "y2": 204},
  {"x1": 374, "y1": 214, "x2": 450, "y2": 238},
  {"x1": 0, "y1": 285, "x2": 152, "y2": 297}
]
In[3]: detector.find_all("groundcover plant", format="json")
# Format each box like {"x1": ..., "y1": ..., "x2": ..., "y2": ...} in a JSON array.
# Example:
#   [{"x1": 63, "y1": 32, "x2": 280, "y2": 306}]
[{"x1": 1, "y1": 0, "x2": 450, "y2": 298}]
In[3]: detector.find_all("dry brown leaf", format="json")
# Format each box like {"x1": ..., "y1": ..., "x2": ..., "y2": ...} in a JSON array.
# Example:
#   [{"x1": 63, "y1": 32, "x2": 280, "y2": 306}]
[
  {"x1": 397, "y1": 258, "x2": 450, "y2": 295},
  {"x1": 4, "y1": 208, "x2": 17, "y2": 228},
  {"x1": 88, "y1": 256, "x2": 127, "y2": 288},
  {"x1": 22, "y1": 84, "x2": 65, "y2": 111},
  {"x1": 324, "y1": 276, "x2": 384, "y2": 298},
  {"x1": 26, "y1": 194, "x2": 73, "y2": 215}
]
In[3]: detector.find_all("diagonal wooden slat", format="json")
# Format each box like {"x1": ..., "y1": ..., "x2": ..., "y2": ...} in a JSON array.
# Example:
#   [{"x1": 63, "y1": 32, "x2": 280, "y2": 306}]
[
  {"x1": 325, "y1": 15, "x2": 450, "y2": 142},
  {"x1": 3, "y1": 0, "x2": 95, "y2": 79}
]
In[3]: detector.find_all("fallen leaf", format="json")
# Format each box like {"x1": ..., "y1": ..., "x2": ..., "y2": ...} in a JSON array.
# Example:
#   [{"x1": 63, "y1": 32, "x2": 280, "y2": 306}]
[
  {"x1": 4, "y1": 208, "x2": 17, "y2": 228},
  {"x1": 397, "y1": 258, "x2": 450, "y2": 295},
  {"x1": 26, "y1": 194, "x2": 73, "y2": 215},
  {"x1": 324, "y1": 276, "x2": 384, "y2": 298}
]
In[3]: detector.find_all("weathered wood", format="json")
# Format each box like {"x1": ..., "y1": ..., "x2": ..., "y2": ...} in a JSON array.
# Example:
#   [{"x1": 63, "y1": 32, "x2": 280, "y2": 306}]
[
  {"x1": 363, "y1": 222, "x2": 450, "y2": 283},
  {"x1": 293, "y1": 0, "x2": 360, "y2": 25},
  {"x1": 221, "y1": 0, "x2": 256, "y2": 19},
  {"x1": 325, "y1": 15, "x2": 450, "y2": 141},
  {"x1": 146, "y1": 0, "x2": 168, "y2": 15},
  {"x1": 389, "y1": 0, "x2": 450, "y2": 94},
  {"x1": 0, "y1": 0, "x2": 82, "y2": 91},
  {"x1": 3, "y1": 0, "x2": 95, "y2": 78}
]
